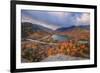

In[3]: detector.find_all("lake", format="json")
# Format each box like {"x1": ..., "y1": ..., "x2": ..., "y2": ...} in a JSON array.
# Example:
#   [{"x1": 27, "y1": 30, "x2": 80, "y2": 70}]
[{"x1": 52, "y1": 34, "x2": 70, "y2": 41}]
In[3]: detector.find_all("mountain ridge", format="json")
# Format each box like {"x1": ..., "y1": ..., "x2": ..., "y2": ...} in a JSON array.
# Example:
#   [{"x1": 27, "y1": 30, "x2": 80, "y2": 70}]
[
  {"x1": 22, "y1": 22, "x2": 54, "y2": 33},
  {"x1": 56, "y1": 25, "x2": 90, "y2": 32}
]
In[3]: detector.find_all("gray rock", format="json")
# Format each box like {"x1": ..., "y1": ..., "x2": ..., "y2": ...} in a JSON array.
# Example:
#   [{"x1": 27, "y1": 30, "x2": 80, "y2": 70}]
[{"x1": 41, "y1": 54, "x2": 87, "y2": 62}]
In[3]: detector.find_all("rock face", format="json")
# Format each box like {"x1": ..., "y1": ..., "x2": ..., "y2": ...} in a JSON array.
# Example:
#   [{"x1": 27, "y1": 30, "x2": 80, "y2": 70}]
[{"x1": 41, "y1": 54, "x2": 86, "y2": 62}]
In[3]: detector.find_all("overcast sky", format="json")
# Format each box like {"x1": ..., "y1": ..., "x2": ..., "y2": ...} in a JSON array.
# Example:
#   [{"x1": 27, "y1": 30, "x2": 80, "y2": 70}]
[{"x1": 21, "y1": 10, "x2": 90, "y2": 30}]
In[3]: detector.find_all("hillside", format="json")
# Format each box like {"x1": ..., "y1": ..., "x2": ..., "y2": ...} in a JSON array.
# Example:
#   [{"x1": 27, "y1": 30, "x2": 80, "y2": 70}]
[
  {"x1": 57, "y1": 26, "x2": 90, "y2": 41},
  {"x1": 21, "y1": 22, "x2": 53, "y2": 39}
]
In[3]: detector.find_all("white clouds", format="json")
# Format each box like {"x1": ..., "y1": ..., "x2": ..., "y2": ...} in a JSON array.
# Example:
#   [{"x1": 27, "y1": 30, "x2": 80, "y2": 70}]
[
  {"x1": 21, "y1": 14, "x2": 33, "y2": 23},
  {"x1": 47, "y1": 12, "x2": 90, "y2": 26},
  {"x1": 47, "y1": 12, "x2": 70, "y2": 19},
  {"x1": 22, "y1": 11, "x2": 90, "y2": 30},
  {"x1": 76, "y1": 13, "x2": 90, "y2": 26},
  {"x1": 48, "y1": 12, "x2": 65, "y2": 17}
]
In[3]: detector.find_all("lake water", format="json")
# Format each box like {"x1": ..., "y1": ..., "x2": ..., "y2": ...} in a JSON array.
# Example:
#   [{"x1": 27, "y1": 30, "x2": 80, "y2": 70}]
[{"x1": 52, "y1": 34, "x2": 70, "y2": 41}]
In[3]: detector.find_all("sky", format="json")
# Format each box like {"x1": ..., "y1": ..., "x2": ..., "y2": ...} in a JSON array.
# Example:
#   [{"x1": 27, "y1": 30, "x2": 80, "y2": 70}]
[{"x1": 21, "y1": 10, "x2": 90, "y2": 30}]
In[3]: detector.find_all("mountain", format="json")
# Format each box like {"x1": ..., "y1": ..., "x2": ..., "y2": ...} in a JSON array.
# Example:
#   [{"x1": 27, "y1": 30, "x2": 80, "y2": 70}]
[
  {"x1": 21, "y1": 22, "x2": 53, "y2": 38},
  {"x1": 21, "y1": 22, "x2": 33, "y2": 38},
  {"x1": 56, "y1": 25, "x2": 90, "y2": 32}
]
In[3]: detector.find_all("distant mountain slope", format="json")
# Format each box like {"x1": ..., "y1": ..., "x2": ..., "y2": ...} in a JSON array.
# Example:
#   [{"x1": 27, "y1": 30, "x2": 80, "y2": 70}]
[{"x1": 56, "y1": 25, "x2": 90, "y2": 32}]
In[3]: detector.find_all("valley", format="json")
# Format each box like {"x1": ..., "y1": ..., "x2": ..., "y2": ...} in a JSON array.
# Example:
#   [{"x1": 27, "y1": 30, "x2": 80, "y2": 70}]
[{"x1": 21, "y1": 22, "x2": 90, "y2": 63}]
